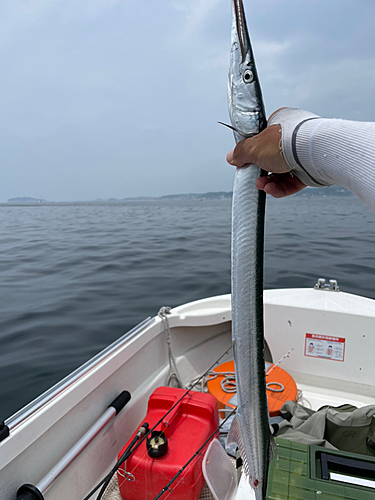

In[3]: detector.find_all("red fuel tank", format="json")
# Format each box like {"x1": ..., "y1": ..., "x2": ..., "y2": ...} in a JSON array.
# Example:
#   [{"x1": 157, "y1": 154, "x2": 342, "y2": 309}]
[{"x1": 118, "y1": 387, "x2": 219, "y2": 500}]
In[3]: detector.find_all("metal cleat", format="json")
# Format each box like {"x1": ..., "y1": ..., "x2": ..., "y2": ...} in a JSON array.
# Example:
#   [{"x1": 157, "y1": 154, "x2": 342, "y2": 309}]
[{"x1": 314, "y1": 278, "x2": 340, "y2": 292}]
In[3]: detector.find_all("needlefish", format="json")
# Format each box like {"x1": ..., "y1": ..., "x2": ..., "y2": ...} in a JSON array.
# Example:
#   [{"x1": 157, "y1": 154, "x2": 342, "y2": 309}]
[{"x1": 226, "y1": 0, "x2": 275, "y2": 499}]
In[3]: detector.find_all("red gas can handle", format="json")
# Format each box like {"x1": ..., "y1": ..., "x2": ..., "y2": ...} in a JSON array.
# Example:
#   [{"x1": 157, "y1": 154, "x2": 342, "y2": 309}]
[{"x1": 160, "y1": 396, "x2": 187, "y2": 437}]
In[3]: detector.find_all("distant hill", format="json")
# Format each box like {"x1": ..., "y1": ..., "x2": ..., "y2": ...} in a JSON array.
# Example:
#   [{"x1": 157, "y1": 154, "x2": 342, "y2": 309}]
[
  {"x1": 137, "y1": 186, "x2": 350, "y2": 200},
  {"x1": 124, "y1": 186, "x2": 351, "y2": 201},
  {"x1": 295, "y1": 185, "x2": 351, "y2": 197},
  {"x1": 158, "y1": 191, "x2": 232, "y2": 200},
  {"x1": 5, "y1": 186, "x2": 351, "y2": 205},
  {"x1": 7, "y1": 197, "x2": 44, "y2": 204}
]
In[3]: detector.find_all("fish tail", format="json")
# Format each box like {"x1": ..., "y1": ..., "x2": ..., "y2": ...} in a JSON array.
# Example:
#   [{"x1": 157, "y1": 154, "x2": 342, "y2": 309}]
[{"x1": 269, "y1": 434, "x2": 279, "y2": 461}]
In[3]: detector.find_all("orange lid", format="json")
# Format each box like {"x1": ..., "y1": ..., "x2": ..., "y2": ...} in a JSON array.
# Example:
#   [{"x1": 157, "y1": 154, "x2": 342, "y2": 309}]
[{"x1": 206, "y1": 360, "x2": 297, "y2": 417}]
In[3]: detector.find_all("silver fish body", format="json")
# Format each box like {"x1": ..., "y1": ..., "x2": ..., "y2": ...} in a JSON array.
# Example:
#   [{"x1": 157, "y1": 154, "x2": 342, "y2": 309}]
[{"x1": 226, "y1": 1, "x2": 271, "y2": 499}]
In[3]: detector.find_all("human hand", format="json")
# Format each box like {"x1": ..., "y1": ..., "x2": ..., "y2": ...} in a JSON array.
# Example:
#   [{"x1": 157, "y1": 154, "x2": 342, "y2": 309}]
[
  {"x1": 226, "y1": 125, "x2": 289, "y2": 174},
  {"x1": 226, "y1": 119, "x2": 307, "y2": 198},
  {"x1": 255, "y1": 172, "x2": 306, "y2": 198}
]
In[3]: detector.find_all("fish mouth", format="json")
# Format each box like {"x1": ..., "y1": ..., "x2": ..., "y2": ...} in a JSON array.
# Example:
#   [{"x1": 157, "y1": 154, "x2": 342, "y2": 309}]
[
  {"x1": 232, "y1": 0, "x2": 252, "y2": 64},
  {"x1": 228, "y1": 0, "x2": 267, "y2": 141}
]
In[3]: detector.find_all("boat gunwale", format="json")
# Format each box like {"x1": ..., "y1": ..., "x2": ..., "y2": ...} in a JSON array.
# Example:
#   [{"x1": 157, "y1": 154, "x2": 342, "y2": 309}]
[
  {"x1": 5, "y1": 317, "x2": 154, "y2": 431},
  {"x1": 6, "y1": 288, "x2": 375, "y2": 431}
]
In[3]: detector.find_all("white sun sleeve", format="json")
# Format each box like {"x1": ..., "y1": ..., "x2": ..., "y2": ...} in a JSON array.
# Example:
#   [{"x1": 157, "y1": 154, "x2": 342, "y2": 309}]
[{"x1": 268, "y1": 108, "x2": 375, "y2": 214}]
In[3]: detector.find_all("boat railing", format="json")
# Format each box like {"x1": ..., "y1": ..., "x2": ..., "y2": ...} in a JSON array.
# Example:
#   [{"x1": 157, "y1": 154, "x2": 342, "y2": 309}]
[{"x1": 5, "y1": 317, "x2": 154, "y2": 432}]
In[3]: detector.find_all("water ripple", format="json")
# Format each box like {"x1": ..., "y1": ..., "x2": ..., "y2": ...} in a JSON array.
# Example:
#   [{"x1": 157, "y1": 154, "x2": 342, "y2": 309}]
[{"x1": 0, "y1": 196, "x2": 374, "y2": 419}]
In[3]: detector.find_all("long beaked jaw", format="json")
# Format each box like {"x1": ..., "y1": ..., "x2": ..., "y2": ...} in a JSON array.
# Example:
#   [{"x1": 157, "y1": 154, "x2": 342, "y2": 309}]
[
  {"x1": 229, "y1": 0, "x2": 266, "y2": 143},
  {"x1": 232, "y1": 0, "x2": 252, "y2": 63}
]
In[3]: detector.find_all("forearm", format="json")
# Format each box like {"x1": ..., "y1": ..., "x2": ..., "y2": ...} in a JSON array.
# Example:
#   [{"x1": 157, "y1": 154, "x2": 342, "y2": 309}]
[{"x1": 270, "y1": 108, "x2": 375, "y2": 213}]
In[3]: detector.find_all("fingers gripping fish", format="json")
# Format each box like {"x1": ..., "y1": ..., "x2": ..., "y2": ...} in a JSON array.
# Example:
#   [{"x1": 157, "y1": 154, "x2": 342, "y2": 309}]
[{"x1": 226, "y1": 1, "x2": 275, "y2": 498}]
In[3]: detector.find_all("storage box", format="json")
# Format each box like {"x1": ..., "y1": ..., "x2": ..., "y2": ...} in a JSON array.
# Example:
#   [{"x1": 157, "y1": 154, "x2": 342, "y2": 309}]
[{"x1": 267, "y1": 438, "x2": 375, "y2": 499}]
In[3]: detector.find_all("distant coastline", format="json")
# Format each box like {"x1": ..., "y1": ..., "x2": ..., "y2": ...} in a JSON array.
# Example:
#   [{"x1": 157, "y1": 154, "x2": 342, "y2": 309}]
[
  {"x1": 5, "y1": 185, "x2": 352, "y2": 204},
  {"x1": 7, "y1": 197, "x2": 45, "y2": 204}
]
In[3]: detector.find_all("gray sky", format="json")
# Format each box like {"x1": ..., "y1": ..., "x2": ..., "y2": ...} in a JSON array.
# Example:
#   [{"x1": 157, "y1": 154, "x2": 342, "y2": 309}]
[{"x1": 1, "y1": 0, "x2": 375, "y2": 201}]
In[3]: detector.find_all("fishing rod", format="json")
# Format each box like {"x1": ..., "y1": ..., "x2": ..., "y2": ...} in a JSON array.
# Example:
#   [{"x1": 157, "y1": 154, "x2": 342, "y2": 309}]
[
  {"x1": 84, "y1": 422, "x2": 149, "y2": 500},
  {"x1": 150, "y1": 356, "x2": 295, "y2": 500},
  {"x1": 152, "y1": 408, "x2": 236, "y2": 500},
  {"x1": 84, "y1": 345, "x2": 233, "y2": 500}
]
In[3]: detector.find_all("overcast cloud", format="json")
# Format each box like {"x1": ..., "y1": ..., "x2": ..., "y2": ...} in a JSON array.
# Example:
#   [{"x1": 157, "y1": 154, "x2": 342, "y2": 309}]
[{"x1": 1, "y1": 0, "x2": 375, "y2": 201}]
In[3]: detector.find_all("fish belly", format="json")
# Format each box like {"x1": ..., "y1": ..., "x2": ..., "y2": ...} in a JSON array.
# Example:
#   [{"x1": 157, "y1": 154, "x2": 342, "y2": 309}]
[{"x1": 230, "y1": 165, "x2": 270, "y2": 497}]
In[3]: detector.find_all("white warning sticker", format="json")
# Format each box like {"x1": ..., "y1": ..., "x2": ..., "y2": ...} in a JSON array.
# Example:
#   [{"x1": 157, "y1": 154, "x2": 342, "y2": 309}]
[{"x1": 304, "y1": 333, "x2": 345, "y2": 362}]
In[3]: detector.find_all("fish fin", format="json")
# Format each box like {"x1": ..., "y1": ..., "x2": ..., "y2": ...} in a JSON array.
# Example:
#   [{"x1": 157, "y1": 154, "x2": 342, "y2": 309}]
[
  {"x1": 227, "y1": 414, "x2": 250, "y2": 477},
  {"x1": 269, "y1": 434, "x2": 279, "y2": 461}
]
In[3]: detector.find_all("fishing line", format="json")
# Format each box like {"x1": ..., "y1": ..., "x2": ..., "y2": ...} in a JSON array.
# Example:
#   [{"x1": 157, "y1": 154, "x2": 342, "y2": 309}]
[
  {"x1": 83, "y1": 424, "x2": 148, "y2": 500},
  {"x1": 117, "y1": 345, "x2": 233, "y2": 492},
  {"x1": 152, "y1": 409, "x2": 236, "y2": 500},
  {"x1": 151, "y1": 350, "x2": 289, "y2": 500},
  {"x1": 82, "y1": 478, "x2": 106, "y2": 500},
  {"x1": 95, "y1": 423, "x2": 149, "y2": 500},
  {"x1": 161, "y1": 447, "x2": 211, "y2": 500},
  {"x1": 83, "y1": 344, "x2": 233, "y2": 500},
  {"x1": 266, "y1": 348, "x2": 293, "y2": 377}
]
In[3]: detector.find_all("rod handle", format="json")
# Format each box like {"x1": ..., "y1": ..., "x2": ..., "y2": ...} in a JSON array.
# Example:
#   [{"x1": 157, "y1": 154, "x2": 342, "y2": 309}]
[
  {"x1": 16, "y1": 484, "x2": 44, "y2": 500},
  {"x1": 108, "y1": 390, "x2": 131, "y2": 415}
]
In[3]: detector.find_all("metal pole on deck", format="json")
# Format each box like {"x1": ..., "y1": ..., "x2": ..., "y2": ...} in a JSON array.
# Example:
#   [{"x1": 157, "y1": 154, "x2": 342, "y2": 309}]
[{"x1": 16, "y1": 391, "x2": 131, "y2": 500}]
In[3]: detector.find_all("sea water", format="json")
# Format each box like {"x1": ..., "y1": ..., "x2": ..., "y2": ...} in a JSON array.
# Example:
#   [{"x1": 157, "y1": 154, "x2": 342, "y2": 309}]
[{"x1": 1, "y1": 194, "x2": 374, "y2": 419}]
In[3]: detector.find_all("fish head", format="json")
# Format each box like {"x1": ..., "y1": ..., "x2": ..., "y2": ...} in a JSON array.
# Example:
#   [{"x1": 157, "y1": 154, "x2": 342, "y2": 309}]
[{"x1": 228, "y1": 0, "x2": 266, "y2": 143}]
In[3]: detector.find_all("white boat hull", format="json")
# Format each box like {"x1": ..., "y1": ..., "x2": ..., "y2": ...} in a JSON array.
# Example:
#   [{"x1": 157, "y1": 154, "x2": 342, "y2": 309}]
[{"x1": 1, "y1": 288, "x2": 375, "y2": 500}]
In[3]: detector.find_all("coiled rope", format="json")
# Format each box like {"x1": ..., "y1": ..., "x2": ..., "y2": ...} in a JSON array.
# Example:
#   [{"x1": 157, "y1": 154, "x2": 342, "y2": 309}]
[
  {"x1": 187, "y1": 369, "x2": 285, "y2": 395},
  {"x1": 207, "y1": 371, "x2": 236, "y2": 393}
]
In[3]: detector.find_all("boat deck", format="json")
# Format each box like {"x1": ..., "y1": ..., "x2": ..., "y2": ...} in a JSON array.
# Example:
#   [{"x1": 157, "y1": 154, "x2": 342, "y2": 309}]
[{"x1": 297, "y1": 381, "x2": 375, "y2": 412}]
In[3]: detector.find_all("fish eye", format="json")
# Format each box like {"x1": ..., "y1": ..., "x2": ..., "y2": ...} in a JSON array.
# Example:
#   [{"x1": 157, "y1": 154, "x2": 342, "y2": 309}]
[{"x1": 243, "y1": 70, "x2": 254, "y2": 84}]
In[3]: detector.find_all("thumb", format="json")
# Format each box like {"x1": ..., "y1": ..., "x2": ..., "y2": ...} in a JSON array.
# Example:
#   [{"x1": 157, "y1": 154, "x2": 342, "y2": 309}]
[
  {"x1": 226, "y1": 150, "x2": 235, "y2": 165},
  {"x1": 227, "y1": 137, "x2": 256, "y2": 167}
]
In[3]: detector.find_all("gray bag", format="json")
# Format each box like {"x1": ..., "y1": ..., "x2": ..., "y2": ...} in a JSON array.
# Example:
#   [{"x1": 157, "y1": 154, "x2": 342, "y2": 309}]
[{"x1": 274, "y1": 401, "x2": 375, "y2": 456}]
